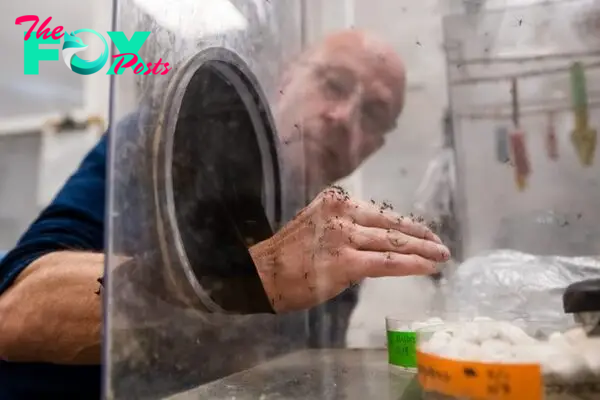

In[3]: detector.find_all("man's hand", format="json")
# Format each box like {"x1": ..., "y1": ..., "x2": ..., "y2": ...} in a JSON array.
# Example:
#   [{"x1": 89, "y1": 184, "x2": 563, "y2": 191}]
[{"x1": 249, "y1": 186, "x2": 450, "y2": 313}]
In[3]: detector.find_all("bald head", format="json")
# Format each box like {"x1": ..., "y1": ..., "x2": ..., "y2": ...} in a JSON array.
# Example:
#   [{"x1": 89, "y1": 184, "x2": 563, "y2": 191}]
[
  {"x1": 276, "y1": 29, "x2": 407, "y2": 191},
  {"x1": 302, "y1": 29, "x2": 406, "y2": 115}
]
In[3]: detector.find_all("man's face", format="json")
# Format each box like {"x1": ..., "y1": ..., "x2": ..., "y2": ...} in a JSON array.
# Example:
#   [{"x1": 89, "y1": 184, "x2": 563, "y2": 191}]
[{"x1": 276, "y1": 32, "x2": 406, "y2": 190}]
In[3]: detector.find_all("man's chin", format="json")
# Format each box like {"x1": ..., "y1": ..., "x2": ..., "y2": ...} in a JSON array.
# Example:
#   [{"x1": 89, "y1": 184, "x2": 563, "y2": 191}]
[{"x1": 307, "y1": 167, "x2": 345, "y2": 191}]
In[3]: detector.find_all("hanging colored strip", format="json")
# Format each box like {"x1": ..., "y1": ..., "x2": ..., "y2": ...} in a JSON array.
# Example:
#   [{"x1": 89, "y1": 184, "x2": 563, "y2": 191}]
[
  {"x1": 509, "y1": 78, "x2": 529, "y2": 190},
  {"x1": 570, "y1": 62, "x2": 596, "y2": 166},
  {"x1": 511, "y1": 78, "x2": 519, "y2": 129}
]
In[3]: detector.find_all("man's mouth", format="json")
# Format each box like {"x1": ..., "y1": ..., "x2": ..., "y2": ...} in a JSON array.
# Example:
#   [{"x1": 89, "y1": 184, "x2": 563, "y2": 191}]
[{"x1": 311, "y1": 139, "x2": 348, "y2": 181}]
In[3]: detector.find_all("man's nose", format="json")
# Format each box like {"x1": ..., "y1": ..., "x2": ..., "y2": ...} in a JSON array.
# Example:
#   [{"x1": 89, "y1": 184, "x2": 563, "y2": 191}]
[{"x1": 325, "y1": 100, "x2": 357, "y2": 127}]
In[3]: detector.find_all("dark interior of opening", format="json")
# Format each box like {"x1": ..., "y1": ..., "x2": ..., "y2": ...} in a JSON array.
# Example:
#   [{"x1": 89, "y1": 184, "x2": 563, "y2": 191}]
[{"x1": 170, "y1": 59, "x2": 280, "y2": 291}]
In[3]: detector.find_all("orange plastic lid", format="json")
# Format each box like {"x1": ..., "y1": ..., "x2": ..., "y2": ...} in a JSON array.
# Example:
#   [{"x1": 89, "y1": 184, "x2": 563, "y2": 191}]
[{"x1": 417, "y1": 350, "x2": 543, "y2": 399}]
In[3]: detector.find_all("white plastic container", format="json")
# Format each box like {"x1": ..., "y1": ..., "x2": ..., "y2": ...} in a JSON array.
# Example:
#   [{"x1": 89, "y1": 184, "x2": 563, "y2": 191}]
[{"x1": 415, "y1": 320, "x2": 600, "y2": 400}]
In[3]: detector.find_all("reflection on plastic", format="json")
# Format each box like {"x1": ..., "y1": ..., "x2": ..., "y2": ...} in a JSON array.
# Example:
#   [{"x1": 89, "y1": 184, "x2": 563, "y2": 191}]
[{"x1": 417, "y1": 350, "x2": 542, "y2": 400}]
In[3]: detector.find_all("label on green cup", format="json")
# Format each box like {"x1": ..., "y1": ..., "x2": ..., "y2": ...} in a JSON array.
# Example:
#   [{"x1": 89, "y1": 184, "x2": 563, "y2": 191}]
[{"x1": 387, "y1": 331, "x2": 417, "y2": 368}]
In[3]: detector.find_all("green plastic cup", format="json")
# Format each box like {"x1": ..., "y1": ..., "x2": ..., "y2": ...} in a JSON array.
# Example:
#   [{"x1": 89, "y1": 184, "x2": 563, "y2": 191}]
[{"x1": 385, "y1": 317, "x2": 419, "y2": 372}]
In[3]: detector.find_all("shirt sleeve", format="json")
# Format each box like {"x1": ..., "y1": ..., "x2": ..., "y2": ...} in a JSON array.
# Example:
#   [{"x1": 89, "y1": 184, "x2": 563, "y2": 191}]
[
  {"x1": 0, "y1": 115, "x2": 274, "y2": 315},
  {"x1": 0, "y1": 135, "x2": 107, "y2": 295}
]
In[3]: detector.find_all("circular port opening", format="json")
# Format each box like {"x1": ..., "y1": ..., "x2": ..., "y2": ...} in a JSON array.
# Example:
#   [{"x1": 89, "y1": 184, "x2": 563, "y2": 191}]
[{"x1": 154, "y1": 47, "x2": 281, "y2": 311}]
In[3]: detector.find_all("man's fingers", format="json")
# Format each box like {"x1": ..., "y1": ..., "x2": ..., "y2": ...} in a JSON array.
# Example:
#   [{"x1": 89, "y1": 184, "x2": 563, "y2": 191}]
[
  {"x1": 347, "y1": 200, "x2": 441, "y2": 243},
  {"x1": 349, "y1": 250, "x2": 439, "y2": 279},
  {"x1": 350, "y1": 226, "x2": 449, "y2": 262}
]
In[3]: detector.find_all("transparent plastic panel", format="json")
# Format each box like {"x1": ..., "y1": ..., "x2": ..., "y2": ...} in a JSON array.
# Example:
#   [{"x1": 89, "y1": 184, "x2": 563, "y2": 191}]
[
  {"x1": 106, "y1": 0, "x2": 307, "y2": 397},
  {"x1": 105, "y1": 0, "x2": 600, "y2": 399},
  {"x1": 444, "y1": 0, "x2": 600, "y2": 257},
  {"x1": 106, "y1": 0, "x2": 412, "y2": 398}
]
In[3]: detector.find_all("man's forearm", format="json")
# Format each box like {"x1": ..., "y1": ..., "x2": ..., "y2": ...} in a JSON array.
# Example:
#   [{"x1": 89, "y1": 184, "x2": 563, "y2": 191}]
[{"x1": 0, "y1": 251, "x2": 103, "y2": 364}]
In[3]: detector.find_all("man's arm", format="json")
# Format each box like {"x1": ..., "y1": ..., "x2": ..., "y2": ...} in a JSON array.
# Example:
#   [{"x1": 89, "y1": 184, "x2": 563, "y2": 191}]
[
  {"x1": 0, "y1": 252, "x2": 104, "y2": 364},
  {"x1": 0, "y1": 135, "x2": 107, "y2": 364}
]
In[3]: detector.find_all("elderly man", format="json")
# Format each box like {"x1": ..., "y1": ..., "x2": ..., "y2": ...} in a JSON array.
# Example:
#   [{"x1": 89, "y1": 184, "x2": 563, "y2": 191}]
[
  {"x1": 275, "y1": 29, "x2": 407, "y2": 348},
  {"x1": 0, "y1": 29, "x2": 446, "y2": 399}
]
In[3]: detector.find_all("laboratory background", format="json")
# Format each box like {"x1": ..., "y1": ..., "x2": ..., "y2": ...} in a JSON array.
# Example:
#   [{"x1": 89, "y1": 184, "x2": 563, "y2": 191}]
[{"x1": 2, "y1": 0, "x2": 600, "y2": 399}]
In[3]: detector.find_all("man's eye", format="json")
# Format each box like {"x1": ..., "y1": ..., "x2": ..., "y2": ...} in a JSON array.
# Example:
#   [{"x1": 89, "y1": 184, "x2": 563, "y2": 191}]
[
  {"x1": 323, "y1": 77, "x2": 348, "y2": 97},
  {"x1": 363, "y1": 104, "x2": 384, "y2": 123},
  {"x1": 362, "y1": 104, "x2": 391, "y2": 132}
]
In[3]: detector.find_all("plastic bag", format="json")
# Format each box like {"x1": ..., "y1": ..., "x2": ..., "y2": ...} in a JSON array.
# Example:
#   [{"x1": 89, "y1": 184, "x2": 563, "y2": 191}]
[
  {"x1": 437, "y1": 250, "x2": 600, "y2": 331},
  {"x1": 413, "y1": 148, "x2": 456, "y2": 222},
  {"x1": 413, "y1": 148, "x2": 462, "y2": 261}
]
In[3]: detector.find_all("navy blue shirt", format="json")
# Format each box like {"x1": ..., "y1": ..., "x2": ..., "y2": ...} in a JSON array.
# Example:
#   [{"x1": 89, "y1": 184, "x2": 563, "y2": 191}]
[{"x1": 0, "y1": 135, "x2": 107, "y2": 399}]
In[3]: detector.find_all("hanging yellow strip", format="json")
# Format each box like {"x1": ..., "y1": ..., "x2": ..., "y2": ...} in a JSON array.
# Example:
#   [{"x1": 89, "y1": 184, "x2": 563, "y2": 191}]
[
  {"x1": 515, "y1": 172, "x2": 527, "y2": 191},
  {"x1": 570, "y1": 62, "x2": 596, "y2": 166}
]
